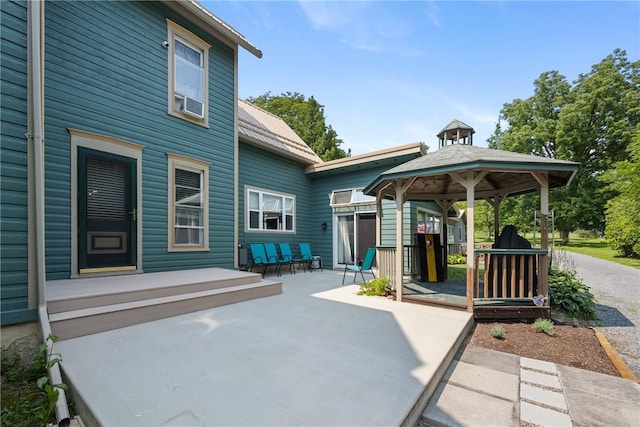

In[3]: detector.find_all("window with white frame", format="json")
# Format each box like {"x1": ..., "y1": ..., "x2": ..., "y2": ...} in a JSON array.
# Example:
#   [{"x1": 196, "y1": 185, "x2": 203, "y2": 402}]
[
  {"x1": 330, "y1": 188, "x2": 375, "y2": 207},
  {"x1": 166, "y1": 20, "x2": 210, "y2": 126},
  {"x1": 167, "y1": 154, "x2": 209, "y2": 251},
  {"x1": 246, "y1": 187, "x2": 295, "y2": 232},
  {"x1": 417, "y1": 209, "x2": 441, "y2": 234}
]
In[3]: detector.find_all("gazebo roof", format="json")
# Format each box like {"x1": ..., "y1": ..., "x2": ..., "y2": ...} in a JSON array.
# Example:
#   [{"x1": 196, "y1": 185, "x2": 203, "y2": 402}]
[
  {"x1": 364, "y1": 144, "x2": 579, "y2": 201},
  {"x1": 437, "y1": 119, "x2": 475, "y2": 138}
]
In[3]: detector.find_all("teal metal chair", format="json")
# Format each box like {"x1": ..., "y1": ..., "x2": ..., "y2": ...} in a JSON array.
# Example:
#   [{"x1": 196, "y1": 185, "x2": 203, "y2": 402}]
[
  {"x1": 298, "y1": 242, "x2": 321, "y2": 272},
  {"x1": 278, "y1": 243, "x2": 305, "y2": 274},
  {"x1": 249, "y1": 243, "x2": 280, "y2": 277},
  {"x1": 264, "y1": 243, "x2": 289, "y2": 275},
  {"x1": 342, "y1": 247, "x2": 376, "y2": 285}
]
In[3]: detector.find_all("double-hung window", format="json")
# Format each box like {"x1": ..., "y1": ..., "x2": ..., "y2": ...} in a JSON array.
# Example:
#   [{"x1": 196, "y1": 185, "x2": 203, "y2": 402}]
[
  {"x1": 246, "y1": 187, "x2": 295, "y2": 232},
  {"x1": 167, "y1": 20, "x2": 210, "y2": 126},
  {"x1": 167, "y1": 154, "x2": 209, "y2": 251}
]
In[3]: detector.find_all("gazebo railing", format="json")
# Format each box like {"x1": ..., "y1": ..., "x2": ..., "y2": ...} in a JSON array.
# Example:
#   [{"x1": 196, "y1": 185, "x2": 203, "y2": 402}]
[
  {"x1": 474, "y1": 249, "x2": 549, "y2": 303},
  {"x1": 376, "y1": 246, "x2": 418, "y2": 289}
]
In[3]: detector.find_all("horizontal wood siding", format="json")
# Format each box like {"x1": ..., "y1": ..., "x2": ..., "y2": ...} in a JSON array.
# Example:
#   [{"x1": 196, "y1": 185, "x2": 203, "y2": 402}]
[
  {"x1": 310, "y1": 165, "x2": 394, "y2": 268},
  {"x1": 1, "y1": 0, "x2": 30, "y2": 322},
  {"x1": 238, "y1": 143, "x2": 314, "y2": 248},
  {"x1": 44, "y1": 1, "x2": 237, "y2": 278}
]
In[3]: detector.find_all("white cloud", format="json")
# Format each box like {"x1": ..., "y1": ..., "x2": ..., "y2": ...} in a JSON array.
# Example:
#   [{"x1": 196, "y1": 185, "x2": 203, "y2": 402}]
[{"x1": 297, "y1": 1, "x2": 424, "y2": 57}]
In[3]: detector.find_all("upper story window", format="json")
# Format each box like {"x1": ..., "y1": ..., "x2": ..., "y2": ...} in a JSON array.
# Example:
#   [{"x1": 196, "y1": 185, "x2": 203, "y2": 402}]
[
  {"x1": 330, "y1": 188, "x2": 375, "y2": 207},
  {"x1": 246, "y1": 187, "x2": 295, "y2": 233},
  {"x1": 166, "y1": 20, "x2": 210, "y2": 127},
  {"x1": 167, "y1": 153, "x2": 210, "y2": 251}
]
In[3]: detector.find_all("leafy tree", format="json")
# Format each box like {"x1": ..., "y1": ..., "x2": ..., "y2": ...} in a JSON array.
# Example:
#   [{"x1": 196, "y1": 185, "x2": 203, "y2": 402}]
[
  {"x1": 247, "y1": 92, "x2": 350, "y2": 161},
  {"x1": 491, "y1": 49, "x2": 640, "y2": 241},
  {"x1": 600, "y1": 129, "x2": 640, "y2": 257}
]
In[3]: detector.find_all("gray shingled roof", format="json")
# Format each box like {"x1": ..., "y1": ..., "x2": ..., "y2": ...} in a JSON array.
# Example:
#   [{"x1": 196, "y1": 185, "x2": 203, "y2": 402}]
[
  {"x1": 238, "y1": 99, "x2": 322, "y2": 165},
  {"x1": 364, "y1": 144, "x2": 579, "y2": 201},
  {"x1": 437, "y1": 119, "x2": 475, "y2": 136}
]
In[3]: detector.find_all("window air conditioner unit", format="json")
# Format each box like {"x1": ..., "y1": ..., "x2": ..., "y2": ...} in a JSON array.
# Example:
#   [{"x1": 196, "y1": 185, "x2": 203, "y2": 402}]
[{"x1": 175, "y1": 94, "x2": 203, "y2": 118}]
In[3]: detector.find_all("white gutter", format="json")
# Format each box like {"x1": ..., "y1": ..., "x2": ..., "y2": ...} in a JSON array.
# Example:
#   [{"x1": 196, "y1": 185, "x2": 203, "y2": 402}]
[{"x1": 29, "y1": 0, "x2": 71, "y2": 423}]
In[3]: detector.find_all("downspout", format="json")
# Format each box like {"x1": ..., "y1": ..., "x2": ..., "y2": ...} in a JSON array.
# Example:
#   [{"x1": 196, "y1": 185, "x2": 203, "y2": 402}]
[{"x1": 29, "y1": 0, "x2": 71, "y2": 423}]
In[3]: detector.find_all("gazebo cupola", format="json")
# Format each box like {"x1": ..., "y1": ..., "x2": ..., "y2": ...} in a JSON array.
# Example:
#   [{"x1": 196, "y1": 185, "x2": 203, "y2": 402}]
[{"x1": 437, "y1": 119, "x2": 475, "y2": 149}]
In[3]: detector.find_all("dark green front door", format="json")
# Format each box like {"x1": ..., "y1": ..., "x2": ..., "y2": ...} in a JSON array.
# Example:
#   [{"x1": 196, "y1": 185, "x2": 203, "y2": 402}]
[{"x1": 78, "y1": 148, "x2": 136, "y2": 271}]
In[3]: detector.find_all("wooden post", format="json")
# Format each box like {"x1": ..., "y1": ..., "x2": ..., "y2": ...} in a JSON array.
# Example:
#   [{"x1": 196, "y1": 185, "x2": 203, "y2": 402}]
[
  {"x1": 395, "y1": 180, "x2": 404, "y2": 302},
  {"x1": 533, "y1": 172, "x2": 550, "y2": 305}
]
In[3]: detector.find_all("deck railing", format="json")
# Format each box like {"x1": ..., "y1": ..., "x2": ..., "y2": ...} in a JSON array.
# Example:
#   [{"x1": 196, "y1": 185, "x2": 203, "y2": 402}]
[
  {"x1": 474, "y1": 249, "x2": 548, "y2": 303},
  {"x1": 376, "y1": 246, "x2": 419, "y2": 289}
]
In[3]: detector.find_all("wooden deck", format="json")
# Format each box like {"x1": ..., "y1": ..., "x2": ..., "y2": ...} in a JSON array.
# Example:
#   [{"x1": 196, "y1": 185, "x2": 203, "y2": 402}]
[
  {"x1": 399, "y1": 277, "x2": 548, "y2": 320},
  {"x1": 46, "y1": 268, "x2": 282, "y2": 340}
]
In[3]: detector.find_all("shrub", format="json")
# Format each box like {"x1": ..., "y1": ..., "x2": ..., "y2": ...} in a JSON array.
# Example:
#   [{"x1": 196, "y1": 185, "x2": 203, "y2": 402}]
[
  {"x1": 548, "y1": 267, "x2": 597, "y2": 320},
  {"x1": 447, "y1": 253, "x2": 466, "y2": 265},
  {"x1": 357, "y1": 277, "x2": 391, "y2": 296},
  {"x1": 491, "y1": 325, "x2": 506, "y2": 339},
  {"x1": 532, "y1": 318, "x2": 555, "y2": 336}
]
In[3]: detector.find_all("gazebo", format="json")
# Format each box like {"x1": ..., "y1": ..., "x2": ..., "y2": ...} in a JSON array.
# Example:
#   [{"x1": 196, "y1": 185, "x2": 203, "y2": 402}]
[{"x1": 364, "y1": 122, "x2": 579, "y2": 318}]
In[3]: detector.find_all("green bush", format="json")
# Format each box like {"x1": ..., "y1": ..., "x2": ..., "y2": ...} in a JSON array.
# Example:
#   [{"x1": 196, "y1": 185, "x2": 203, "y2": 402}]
[
  {"x1": 491, "y1": 325, "x2": 506, "y2": 339},
  {"x1": 447, "y1": 253, "x2": 466, "y2": 265},
  {"x1": 604, "y1": 195, "x2": 640, "y2": 258},
  {"x1": 548, "y1": 267, "x2": 597, "y2": 320},
  {"x1": 532, "y1": 318, "x2": 555, "y2": 336},
  {"x1": 574, "y1": 229, "x2": 599, "y2": 239},
  {"x1": 357, "y1": 277, "x2": 391, "y2": 296}
]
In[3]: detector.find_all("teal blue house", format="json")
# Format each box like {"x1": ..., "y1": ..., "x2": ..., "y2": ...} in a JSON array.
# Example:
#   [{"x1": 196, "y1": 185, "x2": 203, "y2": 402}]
[
  {"x1": 1, "y1": 0, "x2": 262, "y2": 330},
  {"x1": 1, "y1": 0, "x2": 455, "y2": 350}
]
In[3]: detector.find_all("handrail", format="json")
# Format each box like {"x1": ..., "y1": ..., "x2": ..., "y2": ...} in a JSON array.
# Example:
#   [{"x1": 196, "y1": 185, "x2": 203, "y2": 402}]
[{"x1": 475, "y1": 248, "x2": 548, "y2": 255}]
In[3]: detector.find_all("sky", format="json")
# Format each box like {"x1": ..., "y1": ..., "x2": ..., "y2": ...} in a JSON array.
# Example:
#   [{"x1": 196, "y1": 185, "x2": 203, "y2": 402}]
[{"x1": 203, "y1": 1, "x2": 639, "y2": 155}]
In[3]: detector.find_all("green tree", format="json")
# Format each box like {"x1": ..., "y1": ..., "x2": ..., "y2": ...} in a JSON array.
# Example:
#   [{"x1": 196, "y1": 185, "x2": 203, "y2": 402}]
[
  {"x1": 492, "y1": 49, "x2": 640, "y2": 241},
  {"x1": 248, "y1": 92, "x2": 350, "y2": 161},
  {"x1": 600, "y1": 129, "x2": 640, "y2": 257}
]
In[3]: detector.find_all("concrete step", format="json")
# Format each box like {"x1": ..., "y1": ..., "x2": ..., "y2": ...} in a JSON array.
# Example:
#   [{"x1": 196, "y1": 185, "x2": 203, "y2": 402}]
[
  {"x1": 49, "y1": 280, "x2": 282, "y2": 340},
  {"x1": 47, "y1": 268, "x2": 262, "y2": 314}
]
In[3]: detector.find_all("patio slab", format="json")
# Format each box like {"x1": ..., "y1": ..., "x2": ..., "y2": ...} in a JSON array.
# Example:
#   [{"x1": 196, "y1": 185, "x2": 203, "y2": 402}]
[{"x1": 55, "y1": 270, "x2": 472, "y2": 427}]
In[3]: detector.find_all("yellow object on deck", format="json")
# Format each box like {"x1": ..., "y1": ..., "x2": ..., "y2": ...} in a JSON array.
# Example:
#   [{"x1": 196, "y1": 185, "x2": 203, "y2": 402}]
[{"x1": 425, "y1": 234, "x2": 438, "y2": 282}]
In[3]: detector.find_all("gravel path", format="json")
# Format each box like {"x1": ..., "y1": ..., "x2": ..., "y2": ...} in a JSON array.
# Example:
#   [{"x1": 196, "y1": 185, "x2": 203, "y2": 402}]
[{"x1": 562, "y1": 251, "x2": 640, "y2": 378}]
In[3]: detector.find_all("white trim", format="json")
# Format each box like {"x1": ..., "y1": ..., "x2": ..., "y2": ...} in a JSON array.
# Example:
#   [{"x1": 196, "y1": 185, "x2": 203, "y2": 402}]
[
  {"x1": 69, "y1": 129, "x2": 144, "y2": 278},
  {"x1": 244, "y1": 185, "x2": 296, "y2": 233}
]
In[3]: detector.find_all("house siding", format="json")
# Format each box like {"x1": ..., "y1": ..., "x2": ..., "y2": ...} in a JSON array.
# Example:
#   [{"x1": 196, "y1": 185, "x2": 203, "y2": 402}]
[
  {"x1": 0, "y1": 0, "x2": 34, "y2": 324},
  {"x1": 43, "y1": 1, "x2": 237, "y2": 279},
  {"x1": 238, "y1": 143, "x2": 314, "y2": 249},
  {"x1": 310, "y1": 164, "x2": 402, "y2": 268}
]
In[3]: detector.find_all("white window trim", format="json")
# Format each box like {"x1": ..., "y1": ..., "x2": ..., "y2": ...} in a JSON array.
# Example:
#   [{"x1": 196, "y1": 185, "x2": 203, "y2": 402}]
[
  {"x1": 329, "y1": 188, "x2": 375, "y2": 207},
  {"x1": 69, "y1": 128, "x2": 144, "y2": 278},
  {"x1": 167, "y1": 153, "x2": 210, "y2": 251},
  {"x1": 417, "y1": 207, "x2": 442, "y2": 235},
  {"x1": 166, "y1": 19, "x2": 210, "y2": 127},
  {"x1": 245, "y1": 186, "x2": 296, "y2": 233}
]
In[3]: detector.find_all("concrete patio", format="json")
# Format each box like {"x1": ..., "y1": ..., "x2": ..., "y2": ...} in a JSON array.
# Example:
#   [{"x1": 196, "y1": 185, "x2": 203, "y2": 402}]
[{"x1": 55, "y1": 269, "x2": 473, "y2": 426}]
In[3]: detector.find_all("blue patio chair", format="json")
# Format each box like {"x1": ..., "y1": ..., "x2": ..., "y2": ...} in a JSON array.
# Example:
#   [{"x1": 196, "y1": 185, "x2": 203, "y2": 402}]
[
  {"x1": 249, "y1": 243, "x2": 280, "y2": 278},
  {"x1": 278, "y1": 243, "x2": 305, "y2": 274},
  {"x1": 298, "y1": 242, "x2": 321, "y2": 272},
  {"x1": 342, "y1": 247, "x2": 376, "y2": 286},
  {"x1": 264, "y1": 243, "x2": 288, "y2": 275}
]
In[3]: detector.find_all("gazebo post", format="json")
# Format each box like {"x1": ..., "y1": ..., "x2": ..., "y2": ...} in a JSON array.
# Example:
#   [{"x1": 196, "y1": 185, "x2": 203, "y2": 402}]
[
  {"x1": 394, "y1": 180, "x2": 404, "y2": 302},
  {"x1": 465, "y1": 180, "x2": 475, "y2": 312},
  {"x1": 487, "y1": 195, "x2": 504, "y2": 245},
  {"x1": 436, "y1": 199, "x2": 452, "y2": 278},
  {"x1": 533, "y1": 173, "x2": 550, "y2": 305}
]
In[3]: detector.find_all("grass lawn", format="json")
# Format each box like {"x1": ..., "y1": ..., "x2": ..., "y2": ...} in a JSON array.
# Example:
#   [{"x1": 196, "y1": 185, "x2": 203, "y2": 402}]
[
  {"x1": 478, "y1": 232, "x2": 640, "y2": 269},
  {"x1": 555, "y1": 236, "x2": 640, "y2": 269}
]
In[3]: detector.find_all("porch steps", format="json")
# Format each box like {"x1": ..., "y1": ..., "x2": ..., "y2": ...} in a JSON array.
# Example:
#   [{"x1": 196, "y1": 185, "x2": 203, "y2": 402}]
[{"x1": 47, "y1": 268, "x2": 282, "y2": 340}]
